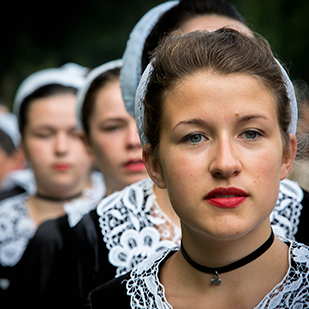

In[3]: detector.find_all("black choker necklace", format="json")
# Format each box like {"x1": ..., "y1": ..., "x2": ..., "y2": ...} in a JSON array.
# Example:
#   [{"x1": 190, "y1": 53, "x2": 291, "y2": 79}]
[
  {"x1": 181, "y1": 229, "x2": 274, "y2": 286},
  {"x1": 35, "y1": 192, "x2": 83, "y2": 203}
]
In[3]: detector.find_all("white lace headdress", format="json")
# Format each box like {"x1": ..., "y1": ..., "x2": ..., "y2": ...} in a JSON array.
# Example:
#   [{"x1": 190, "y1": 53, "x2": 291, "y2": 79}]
[
  {"x1": 0, "y1": 113, "x2": 20, "y2": 147},
  {"x1": 120, "y1": 1, "x2": 179, "y2": 117},
  {"x1": 13, "y1": 63, "x2": 87, "y2": 118},
  {"x1": 135, "y1": 56, "x2": 298, "y2": 147},
  {"x1": 75, "y1": 59, "x2": 123, "y2": 130}
]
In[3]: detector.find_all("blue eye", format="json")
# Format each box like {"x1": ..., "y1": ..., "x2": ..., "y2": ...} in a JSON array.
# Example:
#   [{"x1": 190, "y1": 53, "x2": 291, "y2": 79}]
[
  {"x1": 242, "y1": 130, "x2": 260, "y2": 140},
  {"x1": 189, "y1": 134, "x2": 204, "y2": 144}
]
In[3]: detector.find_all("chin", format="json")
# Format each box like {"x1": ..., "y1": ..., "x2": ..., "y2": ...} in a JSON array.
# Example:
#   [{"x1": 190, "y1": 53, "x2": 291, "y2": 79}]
[{"x1": 186, "y1": 216, "x2": 258, "y2": 242}]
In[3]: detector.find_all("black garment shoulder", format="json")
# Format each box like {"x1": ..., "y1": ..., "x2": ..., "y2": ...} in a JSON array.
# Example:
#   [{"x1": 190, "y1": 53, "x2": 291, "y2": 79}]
[
  {"x1": 43, "y1": 208, "x2": 117, "y2": 309},
  {"x1": 7, "y1": 215, "x2": 70, "y2": 309},
  {"x1": 0, "y1": 185, "x2": 26, "y2": 201},
  {"x1": 85, "y1": 272, "x2": 132, "y2": 309},
  {"x1": 294, "y1": 188, "x2": 309, "y2": 245}
]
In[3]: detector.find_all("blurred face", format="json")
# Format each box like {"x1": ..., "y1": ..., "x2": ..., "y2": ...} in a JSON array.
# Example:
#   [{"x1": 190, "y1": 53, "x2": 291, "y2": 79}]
[
  {"x1": 145, "y1": 71, "x2": 295, "y2": 241},
  {"x1": 86, "y1": 80, "x2": 148, "y2": 196},
  {"x1": 180, "y1": 14, "x2": 252, "y2": 36},
  {"x1": 22, "y1": 94, "x2": 93, "y2": 196}
]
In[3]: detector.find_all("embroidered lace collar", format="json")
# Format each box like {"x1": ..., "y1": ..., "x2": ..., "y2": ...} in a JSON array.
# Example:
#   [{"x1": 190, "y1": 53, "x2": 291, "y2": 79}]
[{"x1": 126, "y1": 239, "x2": 309, "y2": 308}]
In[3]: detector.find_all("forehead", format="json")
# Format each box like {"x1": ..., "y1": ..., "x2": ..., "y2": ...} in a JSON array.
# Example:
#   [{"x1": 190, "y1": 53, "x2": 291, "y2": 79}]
[
  {"x1": 162, "y1": 71, "x2": 277, "y2": 124},
  {"x1": 27, "y1": 94, "x2": 77, "y2": 126},
  {"x1": 93, "y1": 80, "x2": 130, "y2": 119},
  {"x1": 180, "y1": 14, "x2": 252, "y2": 36}
]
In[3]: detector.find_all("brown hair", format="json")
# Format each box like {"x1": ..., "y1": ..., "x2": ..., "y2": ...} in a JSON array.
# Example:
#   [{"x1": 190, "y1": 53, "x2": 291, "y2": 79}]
[
  {"x1": 81, "y1": 67, "x2": 120, "y2": 135},
  {"x1": 143, "y1": 28, "x2": 291, "y2": 153}
]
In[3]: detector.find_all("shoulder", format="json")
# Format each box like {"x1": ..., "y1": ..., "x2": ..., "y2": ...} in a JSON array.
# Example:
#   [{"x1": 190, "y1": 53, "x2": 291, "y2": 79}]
[{"x1": 86, "y1": 272, "x2": 131, "y2": 309}]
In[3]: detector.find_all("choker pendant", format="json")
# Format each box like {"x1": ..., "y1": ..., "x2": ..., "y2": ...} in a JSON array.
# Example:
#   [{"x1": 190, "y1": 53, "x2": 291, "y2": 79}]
[{"x1": 210, "y1": 271, "x2": 221, "y2": 286}]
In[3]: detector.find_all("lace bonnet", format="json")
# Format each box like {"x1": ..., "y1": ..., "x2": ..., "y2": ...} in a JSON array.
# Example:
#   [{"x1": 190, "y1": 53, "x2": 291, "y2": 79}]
[
  {"x1": 76, "y1": 59, "x2": 123, "y2": 131},
  {"x1": 120, "y1": 1, "x2": 179, "y2": 118},
  {"x1": 13, "y1": 63, "x2": 87, "y2": 119},
  {"x1": 135, "y1": 44, "x2": 298, "y2": 147},
  {"x1": 0, "y1": 113, "x2": 20, "y2": 148}
]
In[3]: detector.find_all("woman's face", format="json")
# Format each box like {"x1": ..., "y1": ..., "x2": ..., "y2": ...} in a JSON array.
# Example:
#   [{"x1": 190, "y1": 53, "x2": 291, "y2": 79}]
[
  {"x1": 86, "y1": 80, "x2": 148, "y2": 196},
  {"x1": 145, "y1": 71, "x2": 295, "y2": 241},
  {"x1": 23, "y1": 94, "x2": 93, "y2": 195}
]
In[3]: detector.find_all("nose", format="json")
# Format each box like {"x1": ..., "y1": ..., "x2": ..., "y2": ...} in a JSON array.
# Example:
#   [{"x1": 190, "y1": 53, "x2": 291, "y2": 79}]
[
  {"x1": 209, "y1": 137, "x2": 241, "y2": 179},
  {"x1": 54, "y1": 133, "x2": 69, "y2": 156},
  {"x1": 126, "y1": 123, "x2": 142, "y2": 150}
]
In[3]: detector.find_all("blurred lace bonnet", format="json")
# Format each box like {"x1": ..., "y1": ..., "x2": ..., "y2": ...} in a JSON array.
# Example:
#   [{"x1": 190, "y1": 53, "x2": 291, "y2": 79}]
[
  {"x1": 13, "y1": 63, "x2": 87, "y2": 118},
  {"x1": 76, "y1": 59, "x2": 123, "y2": 131},
  {"x1": 120, "y1": 1, "x2": 179, "y2": 117}
]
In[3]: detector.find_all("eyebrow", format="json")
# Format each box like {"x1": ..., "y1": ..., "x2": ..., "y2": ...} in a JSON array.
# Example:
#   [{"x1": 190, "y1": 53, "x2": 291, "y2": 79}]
[
  {"x1": 172, "y1": 118, "x2": 208, "y2": 131},
  {"x1": 101, "y1": 117, "x2": 127, "y2": 123},
  {"x1": 172, "y1": 114, "x2": 270, "y2": 131},
  {"x1": 236, "y1": 114, "x2": 270, "y2": 123}
]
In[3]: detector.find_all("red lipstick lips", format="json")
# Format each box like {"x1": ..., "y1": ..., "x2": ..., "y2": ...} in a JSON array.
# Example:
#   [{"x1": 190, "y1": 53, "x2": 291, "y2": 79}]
[
  {"x1": 123, "y1": 159, "x2": 145, "y2": 172},
  {"x1": 53, "y1": 163, "x2": 70, "y2": 171},
  {"x1": 205, "y1": 187, "x2": 248, "y2": 208}
]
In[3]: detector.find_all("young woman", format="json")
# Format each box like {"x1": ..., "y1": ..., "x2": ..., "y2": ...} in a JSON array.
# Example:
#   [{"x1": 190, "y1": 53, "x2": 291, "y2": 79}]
[
  {"x1": 121, "y1": 0, "x2": 309, "y2": 245},
  {"x1": 0, "y1": 64, "x2": 105, "y2": 307},
  {"x1": 86, "y1": 28, "x2": 309, "y2": 309},
  {"x1": 76, "y1": 59, "x2": 148, "y2": 196}
]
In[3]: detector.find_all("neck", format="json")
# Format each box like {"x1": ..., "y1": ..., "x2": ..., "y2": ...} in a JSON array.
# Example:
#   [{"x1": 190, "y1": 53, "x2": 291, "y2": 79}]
[
  {"x1": 181, "y1": 221, "x2": 273, "y2": 268},
  {"x1": 153, "y1": 185, "x2": 181, "y2": 228},
  {"x1": 35, "y1": 191, "x2": 83, "y2": 203}
]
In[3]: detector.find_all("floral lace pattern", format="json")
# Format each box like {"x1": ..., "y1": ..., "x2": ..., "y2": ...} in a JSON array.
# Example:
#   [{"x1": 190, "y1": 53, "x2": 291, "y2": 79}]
[
  {"x1": 271, "y1": 179, "x2": 304, "y2": 240},
  {"x1": 64, "y1": 171, "x2": 105, "y2": 228},
  {"x1": 0, "y1": 171, "x2": 106, "y2": 267},
  {"x1": 0, "y1": 194, "x2": 36, "y2": 267},
  {"x1": 97, "y1": 178, "x2": 304, "y2": 277},
  {"x1": 126, "y1": 239, "x2": 309, "y2": 308},
  {"x1": 97, "y1": 178, "x2": 181, "y2": 277}
]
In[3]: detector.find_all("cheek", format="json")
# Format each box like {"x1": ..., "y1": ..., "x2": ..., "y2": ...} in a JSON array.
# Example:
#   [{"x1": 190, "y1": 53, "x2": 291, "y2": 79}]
[
  {"x1": 24, "y1": 140, "x2": 51, "y2": 165},
  {"x1": 91, "y1": 134, "x2": 123, "y2": 166}
]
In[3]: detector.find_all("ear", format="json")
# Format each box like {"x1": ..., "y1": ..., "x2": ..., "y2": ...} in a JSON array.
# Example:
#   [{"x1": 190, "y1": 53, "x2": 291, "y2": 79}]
[
  {"x1": 280, "y1": 134, "x2": 297, "y2": 180},
  {"x1": 143, "y1": 143, "x2": 167, "y2": 189}
]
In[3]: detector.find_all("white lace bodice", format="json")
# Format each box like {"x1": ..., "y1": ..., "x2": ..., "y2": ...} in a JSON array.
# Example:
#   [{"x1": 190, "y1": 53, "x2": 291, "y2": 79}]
[
  {"x1": 126, "y1": 239, "x2": 309, "y2": 308},
  {"x1": 97, "y1": 178, "x2": 181, "y2": 277}
]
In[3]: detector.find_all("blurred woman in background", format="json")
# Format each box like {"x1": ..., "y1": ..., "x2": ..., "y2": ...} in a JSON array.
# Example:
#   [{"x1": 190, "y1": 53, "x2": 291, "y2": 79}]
[{"x1": 0, "y1": 64, "x2": 105, "y2": 307}]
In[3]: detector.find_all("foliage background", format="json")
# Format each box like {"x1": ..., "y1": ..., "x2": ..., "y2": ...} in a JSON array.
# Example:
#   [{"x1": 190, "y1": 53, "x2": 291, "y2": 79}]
[{"x1": 1, "y1": 0, "x2": 308, "y2": 108}]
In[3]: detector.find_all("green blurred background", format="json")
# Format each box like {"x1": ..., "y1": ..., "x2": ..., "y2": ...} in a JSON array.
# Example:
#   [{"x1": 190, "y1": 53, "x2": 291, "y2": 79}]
[{"x1": 1, "y1": 0, "x2": 308, "y2": 108}]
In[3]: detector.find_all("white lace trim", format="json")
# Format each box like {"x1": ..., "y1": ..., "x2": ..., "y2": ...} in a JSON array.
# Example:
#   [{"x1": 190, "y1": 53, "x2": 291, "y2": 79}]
[
  {"x1": 0, "y1": 171, "x2": 105, "y2": 266},
  {"x1": 271, "y1": 179, "x2": 304, "y2": 240},
  {"x1": 7, "y1": 168, "x2": 37, "y2": 195},
  {"x1": 64, "y1": 171, "x2": 106, "y2": 228},
  {"x1": 126, "y1": 239, "x2": 309, "y2": 308},
  {"x1": 0, "y1": 194, "x2": 36, "y2": 267},
  {"x1": 97, "y1": 178, "x2": 181, "y2": 277}
]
